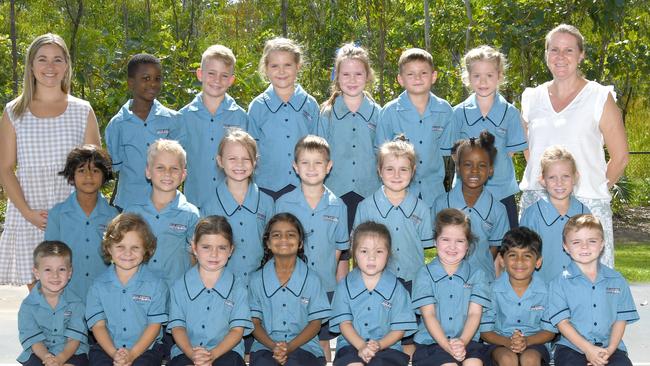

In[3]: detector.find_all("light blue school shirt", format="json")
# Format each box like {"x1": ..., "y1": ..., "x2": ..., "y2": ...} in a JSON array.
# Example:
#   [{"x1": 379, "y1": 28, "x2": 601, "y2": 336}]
[
  {"x1": 247, "y1": 84, "x2": 319, "y2": 192},
  {"x1": 548, "y1": 261, "x2": 639, "y2": 353},
  {"x1": 520, "y1": 195, "x2": 590, "y2": 283},
  {"x1": 45, "y1": 192, "x2": 118, "y2": 298},
  {"x1": 319, "y1": 95, "x2": 381, "y2": 198},
  {"x1": 200, "y1": 181, "x2": 274, "y2": 281},
  {"x1": 177, "y1": 93, "x2": 249, "y2": 208},
  {"x1": 86, "y1": 265, "x2": 168, "y2": 349},
  {"x1": 479, "y1": 272, "x2": 556, "y2": 337},
  {"x1": 375, "y1": 91, "x2": 453, "y2": 207},
  {"x1": 18, "y1": 285, "x2": 88, "y2": 363},
  {"x1": 411, "y1": 258, "x2": 491, "y2": 344},
  {"x1": 248, "y1": 258, "x2": 331, "y2": 357},
  {"x1": 354, "y1": 187, "x2": 433, "y2": 282},
  {"x1": 105, "y1": 99, "x2": 181, "y2": 208},
  {"x1": 432, "y1": 184, "x2": 509, "y2": 280},
  {"x1": 168, "y1": 266, "x2": 253, "y2": 358},
  {"x1": 451, "y1": 93, "x2": 528, "y2": 200},
  {"x1": 330, "y1": 268, "x2": 417, "y2": 351},
  {"x1": 124, "y1": 191, "x2": 199, "y2": 287},
  {"x1": 275, "y1": 186, "x2": 349, "y2": 292}
]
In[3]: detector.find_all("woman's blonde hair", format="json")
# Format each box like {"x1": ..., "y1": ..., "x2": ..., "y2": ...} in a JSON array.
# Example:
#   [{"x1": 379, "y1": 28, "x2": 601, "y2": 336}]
[
  {"x1": 321, "y1": 43, "x2": 375, "y2": 111},
  {"x1": 11, "y1": 33, "x2": 72, "y2": 118}
]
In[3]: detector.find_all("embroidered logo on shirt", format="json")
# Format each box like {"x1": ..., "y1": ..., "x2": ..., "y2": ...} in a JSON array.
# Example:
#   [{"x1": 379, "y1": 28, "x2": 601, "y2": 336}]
[
  {"x1": 323, "y1": 215, "x2": 338, "y2": 223},
  {"x1": 224, "y1": 299, "x2": 234, "y2": 308},
  {"x1": 497, "y1": 127, "x2": 507, "y2": 136},
  {"x1": 132, "y1": 294, "x2": 152, "y2": 303},
  {"x1": 257, "y1": 213, "x2": 267, "y2": 221},
  {"x1": 303, "y1": 111, "x2": 313, "y2": 122},
  {"x1": 530, "y1": 305, "x2": 545, "y2": 311},
  {"x1": 606, "y1": 287, "x2": 621, "y2": 294},
  {"x1": 169, "y1": 223, "x2": 188, "y2": 233},
  {"x1": 367, "y1": 122, "x2": 377, "y2": 130},
  {"x1": 432, "y1": 126, "x2": 443, "y2": 132},
  {"x1": 463, "y1": 283, "x2": 473, "y2": 289},
  {"x1": 300, "y1": 297, "x2": 310, "y2": 305},
  {"x1": 410, "y1": 214, "x2": 422, "y2": 225},
  {"x1": 481, "y1": 220, "x2": 494, "y2": 232},
  {"x1": 98, "y1": 224, "x2": 107, "y2": 231},
  {"x1": 381, "y1": 300, "x2": 392, "y2": 309},
  {"x1": 64, "y1": 310, "x2": 73, "y2": 317},
  {"x1": 156, "y1": 129, "x2": 170, "y2": 135}
]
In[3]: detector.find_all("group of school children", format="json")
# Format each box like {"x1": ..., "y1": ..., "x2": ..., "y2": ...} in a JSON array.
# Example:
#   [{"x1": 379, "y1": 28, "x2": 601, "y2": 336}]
[{"x1": 18, "y1": 35, "x2": 639, "y2": 366}]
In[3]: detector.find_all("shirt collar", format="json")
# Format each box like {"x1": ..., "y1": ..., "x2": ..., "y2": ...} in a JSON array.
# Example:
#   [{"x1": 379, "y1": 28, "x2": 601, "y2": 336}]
[
  {"x1": 426, "y1": 257, "x2": 471, "y2": 283},
  {"x1": 215, "y1": 181, "x2": 262, "y2": 216},
  {"x1": 59, "y1": 192, "x2": 113, "y2": 218},
  {"x1": 183, "y1": 266, "x2": 235, "y2": 300},
  {"x1": 332, "y1": 95, "x2": 376, "y2": 122},
  {"x1": 448, "y1": 184, "x2": 494, "y2": 221},
  {"x1": 137, "y1": 190, "x2": 184, "y2": 214},
  {"x1": 535, "y1": 195, "x2": 588, "y2": 226},
  {"x1": 262, "y1": 84, "x2": 309, "y2": 113},
  {"x1": 372, "y1": 187, "x2": 419, "y2": 218},
  {"x1": 461, "y1": 93, "x2": 510, "y2": 127},
  {"x1": 187, "y1": 93, "x2": 240, "y2": 113},
  {"x1": 24, "y1": 284, "x2": 81, "y2": 310},
  {"x1": 493, "y1": 272, "x2": 547, "y2": 295},
  {"x1": 562, "y1": 261, "x2": 619, "y2": 283},
  {"x1": 121, "y1": 99, "x2": 173, "y2": 121},
  {"x1": 283, "y1": 185, "x2": 342, "y2": 211},
  {"x1": 395, "y1": 90, "x2": 448, "y2": 117},
  {"x1": 345, "y1": 268, "x2": 398, "y2": 300},
  {"x1": 262, "y1": 258, "x2": 309, "y2": 297},
  {"x1": 97, "y1": 264, "x2": 156, "y2": 288}
]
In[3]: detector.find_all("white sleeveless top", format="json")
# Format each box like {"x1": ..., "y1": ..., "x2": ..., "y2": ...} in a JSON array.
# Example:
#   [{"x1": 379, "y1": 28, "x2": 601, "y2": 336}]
[{"x1": 520, "y1": 80, "x2": 614, "y2": 200}]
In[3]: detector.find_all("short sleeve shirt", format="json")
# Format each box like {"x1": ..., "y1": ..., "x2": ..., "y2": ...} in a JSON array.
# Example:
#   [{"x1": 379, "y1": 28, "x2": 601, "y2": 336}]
[
  {"x1": 177, "y1": 93, "x2": 249, "y2": 207},
  {"x1": 45, "y1": 192, "x2": 118, "y2": 297},
  {"x1": 451, "y1": 93, "x2": 527, "y2": 199},
  {"x1": 275, "y1": 186, "x2": 349, "y2": 292},
  {"x1": 124, "y1": 191, "x2": 199, "y2": 287},
  {"x1": 105, "y1": 99, "x2": 181, "y2": 208},
  {"x1": 375, "y1": 91, "x2": 453, "y2": 206},
  {"x1": 18, "y1": 286, "x2": 88, "y2": 363},
  {"x1": 200, "y1": 181, "x2": 274, "y2": 281},
  {"x1": 548, "y1": 261, "x2": 639, "y2": 353},
  {"x1": 432, "y1": 184, "x2": 509, "y2": 280},
  {"x1": 168, "y1": 266, "x2": 253, "y2": 358},
  {"x1": 479, "y1": 272, "x2": 556, "y2": 337},
  {"x1": 520, "y1": 195, "x2": 590, "y2": 283},
  {"x1": 247, "y1": 84, "x2": 319, "y2": 191},
  {"x1": 85, "y1": 265, "x2": 168, "y2": 350},
  {"x1": 248, "y1": 258, "x2": 331, "y2": 357},
  {"x1": 319, "y1": 95, "x2": 381, "y2": 198},
  {"x1": 354, "y1": 188, "x2": 433, "y2": 282},
  {"x1": 412, "y1": 258, "x2": 490, "y2": 344},
  {"x1": 329, "y1": 268, "x2": 417, "y2": 351}
]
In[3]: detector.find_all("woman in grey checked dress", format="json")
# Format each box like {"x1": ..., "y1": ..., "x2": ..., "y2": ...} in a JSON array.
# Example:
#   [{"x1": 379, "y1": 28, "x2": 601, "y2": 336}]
[{"x1": 0, "y1": 34, "x2": 101, "y2": 286}]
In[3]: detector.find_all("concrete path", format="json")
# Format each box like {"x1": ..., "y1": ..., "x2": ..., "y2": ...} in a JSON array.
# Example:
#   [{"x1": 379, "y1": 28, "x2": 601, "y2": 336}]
[{"x1": 0, "y1": 284, "x2": 649, "y2": 365}]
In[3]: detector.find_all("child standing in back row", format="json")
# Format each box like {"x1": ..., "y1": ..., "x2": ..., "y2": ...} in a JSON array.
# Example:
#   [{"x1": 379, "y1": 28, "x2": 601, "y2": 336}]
[
  {"x1": 45, "y1": 145, "x2": 118, "y2": 298},
  {"x1": 375, "y1": 48, "x2": 454, "y2": 208},
  {"x1": 248, "y1": 38, "x2": 320, "y2": 201},
  {"x1": 105, "y1": 53, "x2": 181, "y2": 209},
  {"x1": 177, "y1": 45, "x2": 249, "y2": 209},
  {"x1": 452, "y1": 45, "x2": 527, "y2": 228}
]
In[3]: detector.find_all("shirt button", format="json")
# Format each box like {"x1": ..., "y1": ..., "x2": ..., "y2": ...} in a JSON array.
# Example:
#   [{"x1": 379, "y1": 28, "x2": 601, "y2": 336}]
[
  {"x1": 594, "y1": 322, "x2": 598, "y2": 326},
  {"x1": 283, "y1": 321, "x2": 287, "y2": 325},
  {"x1": 449, "y1": 294, "x2": 453, "y2": 298},
  {"x1": 207, "y1": 290, "x2": 211, "y2": 293},
  {"x1": 153, "y1": 259, "x2": 157, "y2": 263},
  {"x1": 202, "y1": 325, "x2": 205, "y2": 329},
  {"x1": 352, "y1": 128, "x2": 356, "y2": 132},
  {"x1": 242, "y1": 255, "x2": 247, "y2": 259},
  {"x1": 449, "y1": 277, "x2": 453, "y2": 280},
  {"x1": 418, "y1": 180, "x2": 422, "y2": 184},
  {"x1": 517, "y1": 320, "x2": 521, "y2": 323},
  {"x1": 518, "y1": 303, "x2": 521, "y2": 306},
  {"x1": 86, "y1": 255, "x2": 90, "y2": 259},
  {"x1": 123, "y1": 327, "x2": 127, "y2": 331},
  {"x1": 283, "y1": 104, "x2": 287, "y2": 107},
  {"x1": 122, "y1": 290, "x2": 126, "y2": 294},
  {"x1": 352, "y1": 161, "x2": 355, "y2": 165},
  {"x1": 449, "y1": 317, "x2": 453, "y2": 320},
  {"x1": 311, "y1": 246, "x2": 314, "y2": 249},
  {"x1": 123, "y1": 344, "x2": 126, "y2": 348},
  {"x1": 352, "y1": 179, "x2": 355, "y2": 182},
  {"x1": 122, "y1": 308, "x2": 126, "y2": 312},
  {"x1": 311, "y1": 262, "x2": 315, "y2": 266},
  {"x1": 419, "y1": 160, "x2": 423, "y2": 164},
  {"x1": 210, "y1": 119, "x2": 214, "y2": 122},
  {"x1": 592, "y1": 286, "x2": 596, "y2": 290},
  {"x1": 593, "y1": 304, "x2": 597, "y2": 308},
  {"x1": 311, "y1": 213, "x2": 315, "y2": 217},
  {"x1": 54, "y1": 328, "x2": 57, "y2": 332},
  {"x1": 86, "y1": 221, "x2": 90, "y2": 225},
  {"x1": 396, "y1": 248, "x2": 400, "y2": 251},
  {"x1": 395, "y1": 227, "x2": 399, "y2": 231},
  {"x1": 285, "y1": 118, "x2": 289, "y2": 122},
  {"x1": 286, "y1": 135, "x2": 290, "y2": 138},
  {"x1": 368, "y1": 292, "x2": 372, "y2": 295},
  {"x1": 364, "y1": 322, "x2": 368, "y2": 326},
  {"x1": 367, "y1": 307, "x2": 371, "y2": 311},
  {"x1": 283, "y1": 304, "x2": 286, "y2": 307},
  {"x1": 213, "y1": 178, "x2": 216, "y2": 181},
  {"x1": 207, "y1": 307, "x2": 210, "y2": 310},
  {"x1": 146, "y1": 143, "x2": 150, "y2": 146},
  {"x1": 85, "y1": 273, "x2": 89, "y2": 277},
  {"x1": 85, "y1": 238, "x2": 89, "y2": 242},
  {"x1": 240, "y1": 222, "x2": 244, "y2": 225},
  {"x1": 282, "y1": 288, "x2": 286, "y2": 292},
  {"x1": 155, "y1": 215, "x2": 160, "y2": 219},
  {"x1": 352, "y1": 145, "x2": 356, "y2": 148},
  {"x1": 210, "y1": 137, "x2": 214, "y2": 141},
  {"x1": 310, "y1": 229, "x2": 314, "y2": 233},
  {"x1": 419, "y1": 140, "x2": 423, "y2": 144},
  {"x1": 144, "y1": 123, "x2": 148, "y2": 127},
  {"x1": 287, "y1": 153, "x2": 291, "y2": 156},
  {"x1": 352, "y1": 113, "x2": 356, "y2": 117},
  {"x1": 241, "y1": 238, "x2": 244, "y2": 242},
  {"x1": 419, "y1": 120, "x2": 422, "y2": 123}
]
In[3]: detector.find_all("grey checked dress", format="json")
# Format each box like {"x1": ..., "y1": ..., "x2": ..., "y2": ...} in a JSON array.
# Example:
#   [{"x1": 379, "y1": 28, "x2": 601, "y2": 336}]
[{"x1": 0, "y1": 96, "x2": 89, "y2": 285}]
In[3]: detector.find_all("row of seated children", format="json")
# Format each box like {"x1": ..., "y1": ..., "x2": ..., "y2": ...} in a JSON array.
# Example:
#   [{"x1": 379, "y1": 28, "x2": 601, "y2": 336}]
[{"x1": 19, "y1": 210, "x2": 638, "y2": 366}]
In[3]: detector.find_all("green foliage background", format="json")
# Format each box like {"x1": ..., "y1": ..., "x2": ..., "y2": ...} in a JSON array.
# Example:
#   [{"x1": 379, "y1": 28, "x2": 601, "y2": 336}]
[{"x1": 0, "y1": 0, "x2": 649, "y2": 214}]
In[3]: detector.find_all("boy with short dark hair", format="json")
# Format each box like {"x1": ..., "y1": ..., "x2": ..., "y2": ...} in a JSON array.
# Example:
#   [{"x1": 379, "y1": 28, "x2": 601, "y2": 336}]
[
  {"x1": 480, "y1": 227, "x2": 556, "y2": 366},
  {"x1": 105, "y1": 53, "x2": 181, "y2": 209},
  {"x1": 177, "y1": 45, "x2": 248, "y2": 208},
  {"x1": 18, "y1": 241, "x2": 89, "y2": 366},
  {"x1": 549, "y1": 214, "x2": 639, "y2": 366},
  {"x1": 375, "y1": 48, "x2": 454, "y2": 208}
]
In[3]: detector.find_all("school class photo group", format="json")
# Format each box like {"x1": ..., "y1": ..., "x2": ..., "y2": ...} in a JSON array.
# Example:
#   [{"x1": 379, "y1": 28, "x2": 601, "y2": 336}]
[{"x1": 0, "y1": 21, "x2": 638, "y2": 366}]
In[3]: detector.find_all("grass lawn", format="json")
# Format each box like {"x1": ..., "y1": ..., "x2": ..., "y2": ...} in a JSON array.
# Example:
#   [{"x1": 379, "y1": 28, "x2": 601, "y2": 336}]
[{"x1": 423, "y1": 243, "x2": 650, "y2": 283}]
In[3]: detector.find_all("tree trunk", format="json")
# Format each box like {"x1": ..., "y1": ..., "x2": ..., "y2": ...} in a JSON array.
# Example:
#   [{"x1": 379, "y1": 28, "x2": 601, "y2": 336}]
[
  {"x1": 10, "y1": 0, "x2": 18, "y2": 95},
  {"x1": 64, "y1": 0, "x2": 84, "y2": 93},
  {"x1": 463, "y1": 0, "x2": 472, "y2": 51},
  {"x1": 424, "y1": 0, "x2": 430, "y2": 52},
  {"x1": 123, "y1": 0, "x2": 128, "y2": 44},
  {"x1": 377, "y1": 0, "x2": 386, "y2": 104},
  {"x1": 281, "y1": 0, "x2": 288, "y2": 37}
]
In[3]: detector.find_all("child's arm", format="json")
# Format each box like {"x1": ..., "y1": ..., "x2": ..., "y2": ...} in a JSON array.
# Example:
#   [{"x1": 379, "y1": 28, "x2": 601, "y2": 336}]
[
  {"x1": 170, "y1": 327, "x2": 195, "y2": 359},
  {"x1": 523, "y1": 330, "x2": 555, "y2": 346},
  {"x1": 126, "y1": 323, "x2": 162, "y2": 360},
  {"x1": 251, "y1": 317, "x2": 277, "y2": 350},
  {"x1": 556, "y1": 319, "x2": 609, "y2": 365},
  {"x1": 52, "y1": 338, "x2": 81, "y2": 365},
  {"x1": 605, "y1": 320, "x2": 627, "y2": 358},
  {"x1": 92, "y1": 320, "x2": 119, "y2": 358},
  {"x1": 377, "y1": 330, "x2": 405, "y2": 351},
  {"x1": 29, "y1": 342, "x2": 56, "y2": 363},
  {"x1": 480, "y1": 331, "x2": 513, "y2": 348},
  {"x1": 209, "y1": 327, "x2": 245, "y2": 361},
  {"x1": 420, "y1": 304, "x2": 453, "y2": 353},
  {"x1": 286, "y1": 319, "x2": 321, "y2": 353},
  {"x1": 339, "y1": 321, "x2": 366, "y2": 350},
  {"x1": 458, "y1": 302, "x2": 482, "y2": 346}
]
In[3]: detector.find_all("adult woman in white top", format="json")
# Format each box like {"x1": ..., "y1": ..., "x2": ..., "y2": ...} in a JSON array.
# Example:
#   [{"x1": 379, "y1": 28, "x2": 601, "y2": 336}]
[{"x1": 520, "y1": 24, "x2": 628, "y2": 268}]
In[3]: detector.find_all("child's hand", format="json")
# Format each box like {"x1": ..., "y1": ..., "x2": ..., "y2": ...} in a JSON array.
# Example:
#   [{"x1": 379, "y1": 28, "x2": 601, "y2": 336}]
[
  {"x1": 584, "y1": 344, "x2": 609, "y2": 366},
  {"x1": 358, "y1": 341, "x2": 378, "y2": 363},
  {"x1": 26, "y1": 209, "x2": 48, "y2": 231},
  {"x1": 273, "y1": 341, "x2": 288, "y2": 365},
  {"x1": 42, "y1": 354, "x2": 61, "y2": 366},
  {"x1": 112, "y1": 348, "x2": 132, "y2": 366},
  {"x1": 510, "y1": 330, "x2": 527, "y2": 353},
  {"x1": 448, "y1": 338, "x2": 466, "y2": 361},
  {"x1": 191, "y1": 346, "x2": 212, "y2": 366}
]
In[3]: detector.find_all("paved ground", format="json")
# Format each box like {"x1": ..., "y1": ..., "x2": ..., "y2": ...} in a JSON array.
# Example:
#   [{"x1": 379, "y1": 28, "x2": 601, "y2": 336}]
[{"x1": 0, "y1": 284, "x2": 648, "y2": 365}]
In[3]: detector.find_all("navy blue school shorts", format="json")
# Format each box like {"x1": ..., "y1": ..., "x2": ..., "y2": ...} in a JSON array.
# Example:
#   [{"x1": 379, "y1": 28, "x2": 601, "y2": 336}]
[
  {"x1": 554, "y1": 344, "x2": 632, "y2": 366},
  {"x1": 484, "y1": 343, "x2": 550, "y2": 365},
  {"x1": 250, "y1": 348, "x2": 326, "y2": 366},
  {"x1": 412, "y1": 341, "x2": 486, "y2": 366},
  {"x1": 169, "y1": 350, "x2": 245, "y2": 366},
  {"x1": 22, "y1": 353, "x2": 88, "y2": 366},
  {"x1": 334, "y1": 345, "x2": 410, "y2": 366},
  {"x1": 88, "y1": 343, "x2": 164, "y2": 366}
]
